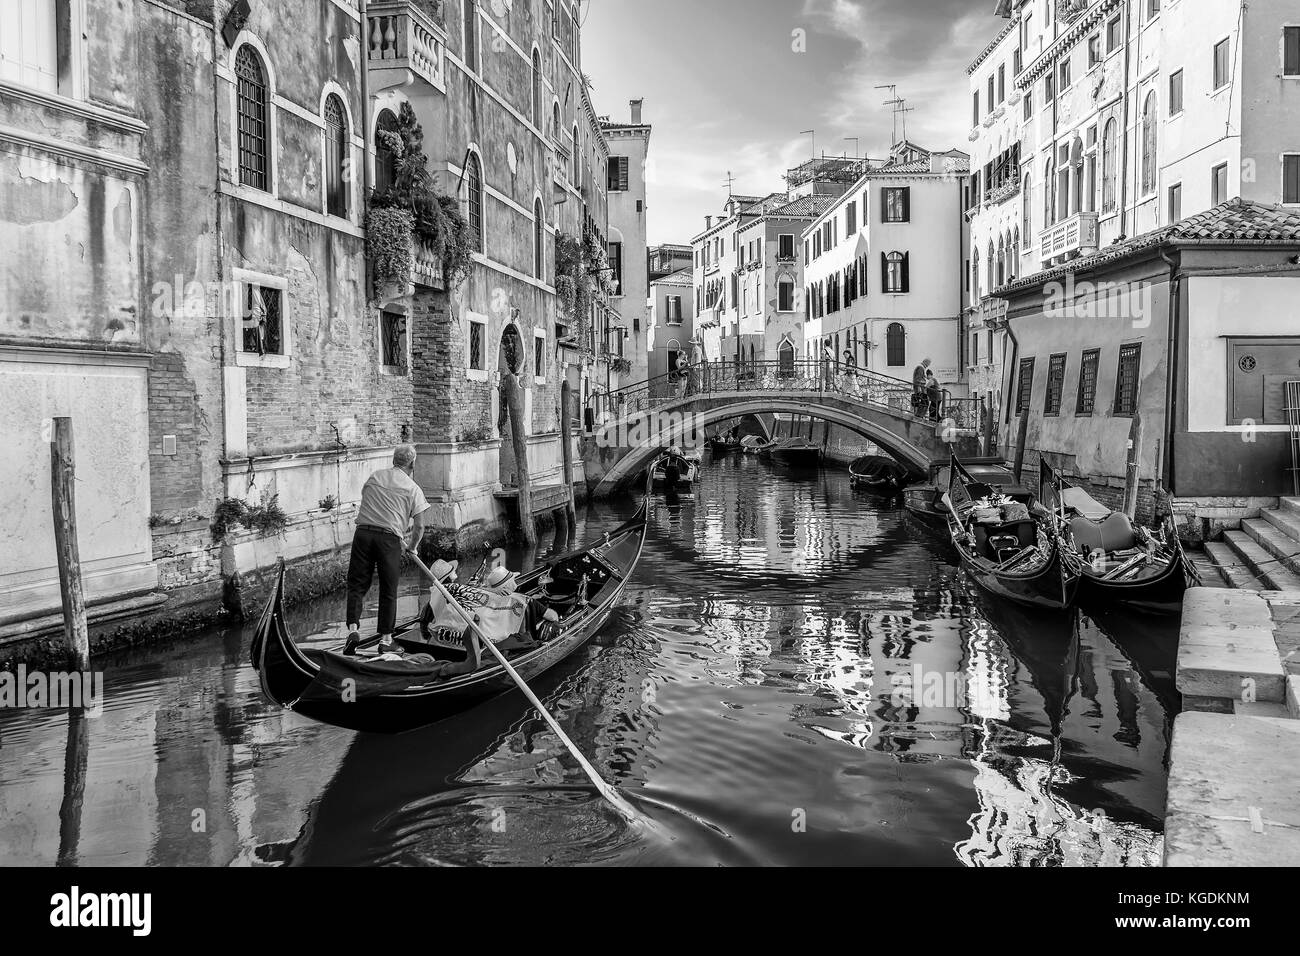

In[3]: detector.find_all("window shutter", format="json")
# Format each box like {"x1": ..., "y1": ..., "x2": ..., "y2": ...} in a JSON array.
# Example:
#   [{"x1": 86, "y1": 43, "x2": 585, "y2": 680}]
[
  {"x1": 880, "y1": 251, "x2": 888, "y2": 289},
  {"x1": 901, "y1": 252, "x2": 910, "y2": 293},
  {"x1": 619, "y1": 157, "x2": 628, "y2": 191},
  {"x1": 902, "y1": 188, "x2": 911, "y2": 222}
]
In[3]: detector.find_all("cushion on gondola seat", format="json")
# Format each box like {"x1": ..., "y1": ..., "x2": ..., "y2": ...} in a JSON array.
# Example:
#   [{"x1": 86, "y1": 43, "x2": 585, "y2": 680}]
[{"x1": 1069, "y1": 512, "x2": 1135, "y2": 554}]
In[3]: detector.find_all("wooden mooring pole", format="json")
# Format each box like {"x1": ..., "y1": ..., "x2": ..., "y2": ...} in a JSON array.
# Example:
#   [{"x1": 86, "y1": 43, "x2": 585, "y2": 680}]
[
  {"x1": 981, "y1": 397, "x2": 994, "y2": 457},
  {"x1": 560, "y1": 380, "x2": 577, "y2": 528},
  {"x1": 1123, "y1": 411, "x2": 1144, "y2": 520},
  {"x1": 502, "y1": 373, "x2": 537, "y2": 547},
  {"x1": 50, "y1": 417, "x2": 90, "y2": 670},
  {"x1": 1012, "y1": 410, "x2": 1030, "y2": 483}
]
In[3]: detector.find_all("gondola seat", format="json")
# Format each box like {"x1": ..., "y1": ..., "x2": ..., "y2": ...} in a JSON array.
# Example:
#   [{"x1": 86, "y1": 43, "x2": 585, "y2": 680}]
[
  {"x1": 1069, "y1": 512, "x2": 1135, "y2": 554},
  {"x1": 974, "y1": 519, "x2": 1036, "y2": 561}
]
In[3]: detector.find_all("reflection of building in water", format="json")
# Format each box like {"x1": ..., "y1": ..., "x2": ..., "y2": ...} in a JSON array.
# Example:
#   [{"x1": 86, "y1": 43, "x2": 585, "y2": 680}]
[{"x1": 955, "y1": 747, "x2": 1163, "y2": 867}]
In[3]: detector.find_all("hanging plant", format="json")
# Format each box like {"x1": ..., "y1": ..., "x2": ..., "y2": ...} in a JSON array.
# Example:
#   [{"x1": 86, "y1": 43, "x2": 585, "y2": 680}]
[
  {"x1": 366, "y1": 207, "x2": 415, "y2": 293},
  {"x1": 611, "y1": 356, "x2": 632, "y2": 375},
  {"x1": 554, "y1": 230, "x2": 614, "y2": 352}
]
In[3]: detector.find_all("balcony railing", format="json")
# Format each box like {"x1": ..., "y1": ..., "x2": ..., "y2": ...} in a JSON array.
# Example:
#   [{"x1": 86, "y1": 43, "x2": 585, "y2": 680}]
[
  {"x1": 1039, "y1": 211, "x2": 1099, "y2": 261},
  {"x1": 412, "y1": 238, "x2": 446, "y2": 289},
  {"x1": 368, "y1": 0, "x2": 447, "y2": 93},
  {"x1": 983, "y1": 178, "x2": 1021, "y2": 207}
]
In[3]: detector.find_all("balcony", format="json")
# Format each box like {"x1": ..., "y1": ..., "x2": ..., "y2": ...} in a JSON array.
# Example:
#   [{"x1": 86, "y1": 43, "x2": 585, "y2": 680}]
[
  {"x1": 983, "y1": 178, "x2": 1021, "y2": 208},
  {"x1": 412, "y1": 238, "x2": 446, "y2": 289},
  {"x1": 367, "y1": 0, "x2": 447, "y2": 93},
  {"x1": 1039, "y1": 211, "x2": 1099, "y2": 261}
]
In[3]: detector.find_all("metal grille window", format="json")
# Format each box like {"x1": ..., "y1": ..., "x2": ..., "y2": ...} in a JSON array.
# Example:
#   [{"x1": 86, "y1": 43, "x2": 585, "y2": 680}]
[
  {"x1": 243, "y1": 285, "x2": 283, "y2": 355},
  {"x1": 465, "y1": 152, "x2": 483, "y2": 251},
  {"x1": 534, "y1": 335, "x2": 544, "y2": 379},
  {"x1": 469, "y1": 320, "x2": 484, "y2": 370},
  {"x1": 324, "y1": 95, "x2": 348, "y2": 217},
  {"x1": 1114, "y1": 343, "x2": 1141, "y2": 415},
  {"x1": 381, "y1": 311, "x2": 407, "y2": 371},
  {"x1": 1016, "y1": 357, "x2": 1035, "y2": 414},
  {"x1": 1076, "y1": 348, "x2": 1100, "y2": 414},
  {"x1": 1044, "y1": 353, "x2": 1067, "y2": 415},
  {"x1": 235, "y1": 46, "x2": 269, "y2": 191},
  {"x1": 885, "y1": 322, "x2": 905, "y2": 367}
]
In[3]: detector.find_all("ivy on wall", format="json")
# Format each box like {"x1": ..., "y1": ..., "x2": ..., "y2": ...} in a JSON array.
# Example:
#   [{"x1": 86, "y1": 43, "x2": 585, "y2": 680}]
[{"x1": 554, "y1": 230, "x2": 615, "y2": 356}]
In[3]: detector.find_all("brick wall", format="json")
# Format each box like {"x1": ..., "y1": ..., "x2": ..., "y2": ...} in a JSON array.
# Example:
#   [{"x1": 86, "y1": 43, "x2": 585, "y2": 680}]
[{"x1": 148, "y1": 352, "x2": 206, "y2": 513}]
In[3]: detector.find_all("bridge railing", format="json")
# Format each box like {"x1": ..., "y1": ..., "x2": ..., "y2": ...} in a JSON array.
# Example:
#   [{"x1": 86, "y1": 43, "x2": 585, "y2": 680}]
[{"x1": 590, "y1": 358, "x2": 986, "y2": 433}]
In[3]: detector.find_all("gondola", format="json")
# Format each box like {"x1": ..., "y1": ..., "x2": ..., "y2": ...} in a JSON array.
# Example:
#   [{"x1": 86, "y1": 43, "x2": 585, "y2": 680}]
[
  {"x1": 848, "y1": 454, "x2": 909, "y2": 495},
  {"x1": 652, "y1": 449, "x2": 699, "y2": 490},
  {"x1": 250, "y1": 474, "x2": 651, "y2": 735},
  {"x1": 740, "y1": 435, "x2": 774, "y2": 455},
  {"x1": 768, "y1": 436, "x2": 821, "y2": 469},
  {"x1": 707, "y1": 433, "x2": 742, "y2": 455},
  {"x1": 944, "y1": 455, "x2": 1080, "y2": 610},
  {"x1": 1039, "y1": 457, "x2": 1196, "y2": 614},
  {"x1": 904, "y1": 457, "x2": 1029, "y2": 526}
]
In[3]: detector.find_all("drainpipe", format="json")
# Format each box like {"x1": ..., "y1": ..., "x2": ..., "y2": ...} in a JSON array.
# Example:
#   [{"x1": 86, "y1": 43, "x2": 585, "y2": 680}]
[
  {"x1": 1119, "y1": 0, "x2": 1133, "y2": 239},
  {"x1": 1158, "y1": 247, "x2": 1181, "y2": 495},
  {"x1": 359, "y1": 0, "x2": 373, "y2": 299}
]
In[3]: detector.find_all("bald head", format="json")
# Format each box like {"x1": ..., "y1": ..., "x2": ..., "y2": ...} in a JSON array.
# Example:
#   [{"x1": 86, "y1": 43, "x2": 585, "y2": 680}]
[{"x1": 393, "y1": 444, "x2": 417, "y2": 470}]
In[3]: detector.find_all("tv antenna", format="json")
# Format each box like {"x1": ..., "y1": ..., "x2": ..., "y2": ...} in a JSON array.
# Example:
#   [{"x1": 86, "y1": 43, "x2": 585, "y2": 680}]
[
  {"x1": 722, "y1": 170, "x2": 735, "y2": 196},
  {"x1": 875, "y1": 84, "x2": 914, "y2": 144}
]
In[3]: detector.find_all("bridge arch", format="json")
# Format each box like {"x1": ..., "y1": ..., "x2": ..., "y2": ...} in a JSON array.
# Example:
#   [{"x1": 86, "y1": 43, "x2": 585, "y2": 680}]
[{"x1": 590, "y1": 393, "x2": 946, "y2": 497}]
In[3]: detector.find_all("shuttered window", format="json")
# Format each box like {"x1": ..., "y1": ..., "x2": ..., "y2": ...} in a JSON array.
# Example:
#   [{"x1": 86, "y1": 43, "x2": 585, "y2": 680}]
[{"x1": 607, "y1": 156, "x2": 629, "y2": 191}]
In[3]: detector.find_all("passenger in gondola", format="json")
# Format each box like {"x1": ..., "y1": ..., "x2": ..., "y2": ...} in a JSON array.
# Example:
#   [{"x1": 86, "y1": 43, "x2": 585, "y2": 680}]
[
  {"x1": 485, "y1": 564, "x2": 561, "y2": 639},
  {"x1": 344, "y1": 444, "x2": 430, "y2": 656}
]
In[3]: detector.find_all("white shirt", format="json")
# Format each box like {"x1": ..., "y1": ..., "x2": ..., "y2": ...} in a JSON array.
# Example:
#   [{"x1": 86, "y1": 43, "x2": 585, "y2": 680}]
[{"x1": 355, "y1": 467, "x2": 430, "y2": 540}]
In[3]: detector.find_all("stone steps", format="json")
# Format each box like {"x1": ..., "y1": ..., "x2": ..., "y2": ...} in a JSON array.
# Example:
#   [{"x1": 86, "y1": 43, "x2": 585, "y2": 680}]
[
  {"x1": 1260, "y1": 505, "x2": 1300, "y2": 545},
  {"x1": 1280, "y1": 497, "x2": 1300, "y2": 518},
  {"x1": 1222, "y1": 530, "x2": 1300, "y2": 591},
  {"x1": 1176, "y1": 588, "x2": 1287, "y2": 705},
  {"x1": 1202, "y1": 542, "x2": 1264, "y2": 589},
  {"x1": 1241, "y1": 519, "x2": 1300, "y2": 578}
]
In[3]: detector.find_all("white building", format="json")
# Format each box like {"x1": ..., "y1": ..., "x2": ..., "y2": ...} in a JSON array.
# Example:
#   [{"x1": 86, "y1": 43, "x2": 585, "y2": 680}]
[{"x1": 602, "y1": 99, "x2": 651, "y2": 386}]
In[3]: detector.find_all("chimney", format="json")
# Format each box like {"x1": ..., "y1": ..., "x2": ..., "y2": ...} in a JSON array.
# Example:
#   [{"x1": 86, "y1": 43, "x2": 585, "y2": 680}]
[
  {"x1": 705, "y1": 215, "x2": 713, "y2": 229},
  {"x1": 630, "y1": 98, "x2": 643, "y2": 124}
]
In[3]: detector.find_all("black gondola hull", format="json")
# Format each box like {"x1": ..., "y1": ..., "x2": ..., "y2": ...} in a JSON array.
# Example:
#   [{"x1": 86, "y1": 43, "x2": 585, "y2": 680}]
[
  {"x1": 956, "y1": 542, "x2": 1081, "y2": 610},
  {"x1": 1075, "y1": 549, "x2": 1195, "y2": 613}
]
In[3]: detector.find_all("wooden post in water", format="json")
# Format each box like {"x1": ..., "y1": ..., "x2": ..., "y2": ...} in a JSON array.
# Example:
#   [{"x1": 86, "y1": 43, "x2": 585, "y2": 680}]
[
  {"x1": 560, "y1": 380, "x2": 577, "y2": 528},
  {"x1": 50, "y1": 417, "x2": 90, "y2": 670},
  {"x1": 1123, "y1": 411, "x2": 1144, "y2": 519},
  {"x1": 981, "y1": 397, "x2": 994, "y2": 457},
  {"x1": 1012, "y1": 410, "x2": 1030, "y2": 483},
  {"x1": 501, "y1": 373, "x2": 537, "y2": 547}
]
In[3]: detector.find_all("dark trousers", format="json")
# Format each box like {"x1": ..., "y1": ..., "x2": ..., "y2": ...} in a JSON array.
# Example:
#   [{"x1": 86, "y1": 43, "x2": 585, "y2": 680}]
[{"x1": 346, "y1": 526, "x2": 403, "y2": 634}]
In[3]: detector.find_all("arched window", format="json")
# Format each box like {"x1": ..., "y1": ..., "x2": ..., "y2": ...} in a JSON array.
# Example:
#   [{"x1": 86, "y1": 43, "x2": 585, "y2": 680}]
[
  {"x1": 778, "y1": 338, "x2": 795, "y2": 377},
  {"x1": 1021, "y1": 173, "x2": 1032, "y2": 241},
  {"x1": 1011, "y1": 227, "x2": 1020, "y2": 276},
  {"x1": 465, "y1": 151, "x2": 484, "y2": 251},
  {"x1": 972, "y1": 247, "x2": 981, "y2": 303},
  {"x1": 572, "y1": 124, "x2": 580, "y2": 182},
  {"x1": 885, "y1": 322, "x2": 905, "y2": 367},
  {"x1": 374, "y1": 108, "x2": 399, "y2": 195},
  {"x1": 884, "y1": 251, "x2": 909, "y2": 294},
  {"x1": 986, "y1": 240, "x2": 995, "y2": 291},
  {"x1": 1044, "y1": 158, "x2": 1055, "y2": 226},
  {"x1": 533, "y1": 198, "x2": 544, "y2": 279},
  {"x1": 552, "y1": 102, "x2": 560, "y2": 139},
  {"x1": 324, "y1": 94, "x2": 348, "y2": 217},
  {"x1": 1141, "y1": 92, "x2": 1157, "y2": 195},
  {"x1": 531, "y1": 48, "x2": 542, "y2": 129},
  {"x1": 996, "y1": 236, "x2": 1006, "y2": 287},
  {"x1": 235, "y1": 45, "x2": 269, "y2": 191},
  {"x1": 1102, "y1": 118, "x2": 1117, "y2": 211}
]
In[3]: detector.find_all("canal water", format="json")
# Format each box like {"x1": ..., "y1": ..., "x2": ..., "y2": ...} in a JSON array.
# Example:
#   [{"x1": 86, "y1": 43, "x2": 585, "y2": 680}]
[{"x1": 0, "y1": 453, "x2": 1178, "y2": 866}]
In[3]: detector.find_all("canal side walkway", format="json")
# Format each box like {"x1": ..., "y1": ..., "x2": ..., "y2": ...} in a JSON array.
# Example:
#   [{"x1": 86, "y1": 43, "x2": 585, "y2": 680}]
[{"x1": 1166, "y1": 587, "x2": 1300, "y2": 865}]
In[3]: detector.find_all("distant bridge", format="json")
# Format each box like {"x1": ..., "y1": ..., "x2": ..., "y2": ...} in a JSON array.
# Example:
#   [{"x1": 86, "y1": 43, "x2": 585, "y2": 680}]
[{"x1": 581, "y1": 360, "x2": 986, "y2": 497}]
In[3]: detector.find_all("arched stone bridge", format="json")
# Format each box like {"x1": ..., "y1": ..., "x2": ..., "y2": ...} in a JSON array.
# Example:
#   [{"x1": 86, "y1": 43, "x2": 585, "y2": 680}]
[{"x1": 581, "y1": 360, "x2": 986, "y2": 497}]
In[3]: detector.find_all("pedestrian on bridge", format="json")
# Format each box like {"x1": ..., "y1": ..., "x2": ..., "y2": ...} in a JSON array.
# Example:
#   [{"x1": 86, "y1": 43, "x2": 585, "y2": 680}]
[{"x1": 912, "y1": 357, "x2": 931, "y2": 414}]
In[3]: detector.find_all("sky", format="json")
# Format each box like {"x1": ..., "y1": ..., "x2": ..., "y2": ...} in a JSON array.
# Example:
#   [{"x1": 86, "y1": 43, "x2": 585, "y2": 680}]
[{"x1": 581, "y1": 0, "x2": 999, "y2": 246}]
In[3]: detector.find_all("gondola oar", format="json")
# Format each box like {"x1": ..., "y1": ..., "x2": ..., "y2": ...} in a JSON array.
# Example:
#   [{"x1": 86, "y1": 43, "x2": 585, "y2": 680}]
[{"x1": 405, "y1": 549, "x2": 648, "y2": 828}]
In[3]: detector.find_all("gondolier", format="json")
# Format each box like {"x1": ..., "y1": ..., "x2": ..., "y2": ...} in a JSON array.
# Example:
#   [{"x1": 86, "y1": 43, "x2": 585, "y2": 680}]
[{"x1": 344, "y1": 444, "x2": 430, "y2": 656}]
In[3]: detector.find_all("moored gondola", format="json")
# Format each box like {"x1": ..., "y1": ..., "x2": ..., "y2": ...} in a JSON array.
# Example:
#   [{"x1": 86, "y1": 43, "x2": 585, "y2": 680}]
[
  {"x1": 768, "y1": 436, "x2": 821, "y2": 469},
  {"x1": 944, "y1": 455, "x2": 1081, "y2": 610},
  {"x1": 250, "y1": 476, "x2": 651, "y2": 734},
  {"x1": 652, "y1": 448, "x2": 698, "y2": 490},
  {"x1": 1039, "y1": 457, "x2": 1196, "y2": 613},
  {"x1": 740, "y1": 435, "x2": 774, "y2": 455},
  {"x1": 903, "y1": 457, "x2": 1029, "y2": 526},
  {"x1": 848, "y1": 454, "x2": 909, "y2": 495}
]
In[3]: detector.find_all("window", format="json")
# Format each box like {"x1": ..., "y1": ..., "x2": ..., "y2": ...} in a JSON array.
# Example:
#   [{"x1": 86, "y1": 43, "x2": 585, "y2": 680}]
[
  {"x1": 1211, "y1": 162, "x2": 1229, "y2": 205},
  {"x1": 381, "y1": 311, "x2": 407, "y2": 372},
  {"x1": 0, "y1": 0, "x2": 57, "y2": 92},
  {"x1": 1102, "y1": 119, "x2": 1117, "y2": 211},
  {"x1": 1088, "y1": 34, "x2": 1102, "y2": 68},
  {"x1": 463, "y1": 0, "x2": 477, "y2": 72},
  {"x1": 235, "y1": 45, "x2": 270, "y2": 191},
  {"x1": 998, "y1": 63, "x2": 1006, "y2": 102},
  {"x1": 242, "y1": 284, "x2": 283, "y2": 356},
  {"x1": 608, "y1": 241, "x2": 623, "y2": 294},
  {"x1": 1146, "y1": 0, "x2": 1160, "y2": 18},
  {"x1": 1286, "y1": 26, "x2": 1300, "y2": 76},
  {"x1": 1044, "y1": 354, "x2": 1067, "y2": 415},
  {"x1": 1058, "y1": 59, "x2": 1071, "y2": 91},
  {"x1": 987, "y1": 74, "x2": 995, "y2": 112},
  {"x1": 531, "y1": 48, "x2": 542, "y2": 129},
  {"x1": 607, "y1": 156, "x2": 629, "y2": 191},
  {"x1": 882, "y1": 187, "x2": 910, "y2": 222},
  {"x1": 552, "y1": 102, "x2": 560, "y2": 138},
  {"x1": 1213, "y1": 38, "x2": 1231, "y2": 90},
  {"x1": 973, "y1": 90, "x2": 980, "y2": 126},
  {"x1": 1228, "y1": 336, "x2": 1300, "y2": 424},
  {"x1": 803, "y1": 239, "x2": 809, "y2": 265},
  {"x1": 1075, "y1": 349, "x2": 1100, "y2": 414},
  {"x1": 1168, "y1": 182, "x2": 1183, "y2": 221},
  {"x1": 533, "y1": 199, "x2": 545, "y2": 279},
  {"x1": 374, "y1": 109, "x2": 399, "y2": 195},
  {"x1": 1015, "y1": 357, "x2": 1035, "y2": 414},
  {"x1": 885, "y1": 322, "x2": 905, "y2": 367},
  {"x1": 1044, "y1": 158, "x2": 1056, "y2": 225},
  {"x1": 1169, "y1": 69, "x2": 1184, "y2": 115},
  {"x1": 667, "y1": 295, "x2": 682, "y2": 323},
  {"x1": 777, "y1": 277, "x2": 794, "y2": 312},
  {"x1": 572, "y1": 124, "x2": 580, "y2": 182},
  {"x1": 465, "y1": 152, "x2": 484, "y2": 251},
  {"x1": 1106, "y1": 16, "x2": 1122, "y2": 53},
  {"x1": 1141, "y1": 92, "x2": 1157, "y2": 195},
  {"x1": 1023, "y1": 87, "x2": 1033, "y2": 120},
  {"x1": 1044, "y1": 72, "x2": 1054, "y2": 105},
  {"x1": 971, "y1": 333, "x2": 979, "y2": 366},
  {"x1": 1113, "y1": 343, "x2": 1141, "y2": 415},
  {"x1": 1285, "y1": 155, "x2": 1300, "y2": 204},
  {"x1": 324, "y1": 94, "x2": 348, "y2": 217},
  {"x1": 845, "y1": 200, "x2": 857, "y2": 234},
  {"x1": 534, "y1": 333, "x2": 545, "y2": 380},
  {"x1": 778, "y1": 234, "x2": 795, "y2": 259},
  {"x1": 882, "y1": 251, "x2": 909, "y2": 293},
  {"x1": 469, "y1": 319, "x2": 485, "y2": 370}
]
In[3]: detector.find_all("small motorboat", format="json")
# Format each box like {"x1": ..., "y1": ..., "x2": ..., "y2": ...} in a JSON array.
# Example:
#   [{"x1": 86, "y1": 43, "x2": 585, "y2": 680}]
[
  {"x1": 768, "y1": 437, "x2": 821, "y2": 469},
  {"x1": 904, "y1": 458, "x2": 1027, "y2": 526},
  {"x1": 944, "y1": 455, "x2": 1080, "y2": 610},
  {"x1": 1040, "y1": 457, "x2": 1197, "y2": 613},
  {"x1": 848, "y1": 454, "x2": 910, "y2": 495}
]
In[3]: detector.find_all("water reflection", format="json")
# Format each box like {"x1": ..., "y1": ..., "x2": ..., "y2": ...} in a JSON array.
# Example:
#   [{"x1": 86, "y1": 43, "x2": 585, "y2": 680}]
[{"x1": 0, "y1": 452, "x2": 1175, "y2": 866}]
